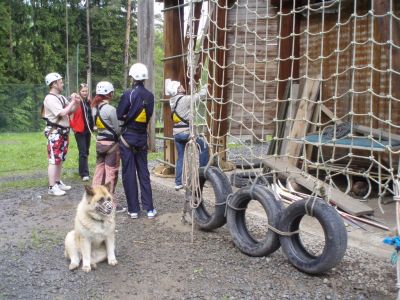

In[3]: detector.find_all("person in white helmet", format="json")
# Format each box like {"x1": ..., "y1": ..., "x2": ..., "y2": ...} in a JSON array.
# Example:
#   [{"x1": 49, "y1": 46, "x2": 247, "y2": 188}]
[
  {"x1": 166, "y1": 79, "x2": 209, "y2": 191},
  {"x1": 42, "y1": 72, "x2": 80, "y2": 196},
  {"x1": 117, "y1": 63, "x2": 157, "y2": 219},
  {"x1": 90, "y1": 81, "x2": 125, "y2": 213}
]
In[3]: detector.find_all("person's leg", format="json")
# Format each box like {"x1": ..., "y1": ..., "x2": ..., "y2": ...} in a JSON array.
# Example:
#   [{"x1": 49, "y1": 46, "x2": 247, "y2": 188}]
[
  {"x1": 174, "y1": 133, "x2": 189, "y2": 186},
  {"x1": 75, "y1": 133, "x2": 89, "y2": 178},
  {"x1": 104, "y1": 146, "x2": 120, "y2": 194},
  {"x1": 92, "y1": 142, "x2": 106, "y2": 186},
  {"x1": 120, "y1": 144, "x2": 140, "y2": 214},
  {"x1": 135, "y1": 150, "x2": 153, "y2": 212},
  {"x1": 47, "y1": 129, "x2": 66, "y2": 185},
  {"x1": 196, "y1": 137, "x2": 209, "y2": 167}
]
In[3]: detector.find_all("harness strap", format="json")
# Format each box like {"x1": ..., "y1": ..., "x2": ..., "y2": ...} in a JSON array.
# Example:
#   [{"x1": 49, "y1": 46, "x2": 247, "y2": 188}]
[
  {"x1": 96, "y1": 104, "x2": 119, "y2": 142},
  {"x1": 120, "y1": 135, "x2": 146, "y2": 154}
]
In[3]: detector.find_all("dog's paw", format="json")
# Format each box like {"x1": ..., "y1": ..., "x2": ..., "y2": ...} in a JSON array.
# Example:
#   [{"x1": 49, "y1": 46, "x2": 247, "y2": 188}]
[
  {"x1": 82, "y1": 265, "x2": 91, "y2": 272},
  {"x1": 108, "y1": 258, "x2": 118, "y2": 266},
  {"x1": 69, "y1": 263, "x2": 79, "y2": 270}
]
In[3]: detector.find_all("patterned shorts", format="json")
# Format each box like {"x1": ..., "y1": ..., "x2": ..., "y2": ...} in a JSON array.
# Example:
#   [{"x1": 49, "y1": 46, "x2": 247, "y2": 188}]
[{"x1": 45, "y1": 126, "x2": 69, "y2": 165}]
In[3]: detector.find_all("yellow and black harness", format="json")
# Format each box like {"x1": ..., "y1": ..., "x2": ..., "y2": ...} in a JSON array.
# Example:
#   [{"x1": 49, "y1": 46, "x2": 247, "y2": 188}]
[
  {"x1": 171, "y1": 96, "x2": 188, "y2": 128},
  {"x1": 95, "y1": 104, "x2": 119, "y2": 142}
]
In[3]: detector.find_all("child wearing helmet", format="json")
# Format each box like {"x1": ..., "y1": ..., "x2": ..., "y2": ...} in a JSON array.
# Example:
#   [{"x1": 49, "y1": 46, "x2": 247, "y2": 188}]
[
  {"x1": 117, "y1": 63, "x2": 157, "y2": 219},
  {"x1": 166, "y1": 79, "x2": 209, "y2": 192},
  {"x1": 90, "y1": 81, "x2": 125, "y2": 212},
  {"x1": 42, "y1": 72, "x2": 80, "y2": 196}
]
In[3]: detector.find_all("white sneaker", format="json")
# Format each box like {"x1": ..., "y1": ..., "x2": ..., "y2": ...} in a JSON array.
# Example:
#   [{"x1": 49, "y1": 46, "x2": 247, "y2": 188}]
[
  {"x1": 48, "y1": 185, "x2": 66, "y2": 196},
  {"x1": 128, "y1": 212, "x2": 139, "y2": 219},
  {"x1": 175, "y1": 185, "x2": 184, "y2": 191},
  {"x1": 147, "y1": 209, "x2": 157, "y2": 219},
  {"x1": 57, "y1": 181, "x2": 71, "y2": 191},
  {"x1": 82, "y1": 176, "x2": 90, "y2": 182}
]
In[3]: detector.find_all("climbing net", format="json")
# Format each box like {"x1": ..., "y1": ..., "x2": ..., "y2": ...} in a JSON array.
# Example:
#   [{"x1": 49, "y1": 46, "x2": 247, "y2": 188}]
[{"x1": 181, "y1": 0, "x2": 400, "y2": 213}]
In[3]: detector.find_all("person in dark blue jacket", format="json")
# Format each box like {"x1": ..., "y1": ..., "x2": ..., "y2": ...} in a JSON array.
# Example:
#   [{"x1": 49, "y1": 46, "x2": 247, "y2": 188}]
[{"x1": 117, "y1": 63, "x2": 157, "y2": 219}]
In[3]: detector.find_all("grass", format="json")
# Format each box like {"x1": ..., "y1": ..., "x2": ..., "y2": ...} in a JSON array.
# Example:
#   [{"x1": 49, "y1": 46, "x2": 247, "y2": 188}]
[{"x1": 0, "y1": 131, "x2": 163, "y2": 191}]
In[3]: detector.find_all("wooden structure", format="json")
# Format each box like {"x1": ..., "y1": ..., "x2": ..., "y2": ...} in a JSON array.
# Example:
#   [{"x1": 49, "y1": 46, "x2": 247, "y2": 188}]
[{"x1": 158, "y1": 0, "x2": 400, "y2": 208}]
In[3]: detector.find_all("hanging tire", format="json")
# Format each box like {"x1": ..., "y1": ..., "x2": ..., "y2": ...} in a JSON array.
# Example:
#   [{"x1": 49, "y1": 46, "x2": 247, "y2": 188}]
[
  {"x1": 230, "y1": 171, "x2": 273, "y2": 188},
  {"x1": 191, "y1": 166, "x2": 232, "y2": 231},
  {"x1": 226, "y1": 185, "x2": 284, "y2": 257},
  {"x1": 279, "y1": 198, "x2": 347, "y2": 274}
]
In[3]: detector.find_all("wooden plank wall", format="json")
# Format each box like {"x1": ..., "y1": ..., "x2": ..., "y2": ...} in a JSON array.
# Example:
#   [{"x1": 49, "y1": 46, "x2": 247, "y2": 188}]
[
  {"x1": 299, "y1": 1, "x2": 400, "y2": 135},
  {"x1": 224, "y1": 0, "x2": 279, "y2": 140}
]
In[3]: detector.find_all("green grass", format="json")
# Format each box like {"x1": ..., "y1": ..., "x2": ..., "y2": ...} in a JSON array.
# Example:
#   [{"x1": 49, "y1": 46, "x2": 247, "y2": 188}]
[{"x1": 0, "y1": 131, "x2": 163, "y2": 191}]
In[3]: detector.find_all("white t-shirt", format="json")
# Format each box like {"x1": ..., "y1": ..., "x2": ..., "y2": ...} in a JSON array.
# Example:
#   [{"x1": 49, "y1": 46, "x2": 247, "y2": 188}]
[{"x1": 43, "y1": 93, "x2": 70, "y2": 128}]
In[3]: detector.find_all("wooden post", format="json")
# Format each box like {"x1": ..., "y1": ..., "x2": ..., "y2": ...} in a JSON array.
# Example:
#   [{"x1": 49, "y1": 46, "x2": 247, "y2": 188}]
[
  {"x1": 161, "y1": 0, "x2": 185, "y2": 172},
  {"x1": 207, "y1": 0, "x2": 230, "y2": 167},
  {"x1": 138, "y1": 0, "x2": 156, "y2": 151},
  {"x1": 123, "y1": 0, "x2": 132, "y2": 90}
]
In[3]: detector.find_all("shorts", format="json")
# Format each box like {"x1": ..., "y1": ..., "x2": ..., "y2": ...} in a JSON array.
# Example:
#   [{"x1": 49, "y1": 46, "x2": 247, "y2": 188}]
[{"x1": 45, "y1": 126, "x2": 70, "y2": 165}]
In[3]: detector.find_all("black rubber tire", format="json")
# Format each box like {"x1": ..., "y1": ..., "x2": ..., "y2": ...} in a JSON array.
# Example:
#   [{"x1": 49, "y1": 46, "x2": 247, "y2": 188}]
[
  {"x1": 230, "y1": 172, "x2": 272, "y2": 188},
  {"x1": 191, "y1": 166, "x2": 232, "y2": 231},
  {"x1": 234, "y1": 158, "x2": 264, "y2": 169},
  {"x1": 226, "y1": 185, "x2": 284, "y2": 257},
  {"x1": 279, "y1": 198, "x2": 348, "y2": 274}
]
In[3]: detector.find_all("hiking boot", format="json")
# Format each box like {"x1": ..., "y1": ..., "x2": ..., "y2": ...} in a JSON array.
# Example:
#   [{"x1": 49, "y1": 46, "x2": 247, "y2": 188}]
[
  {"x1": 115, "y1": 204, "x2": 127, "y2": 213},
  {"x1": 147, "y1": 209, "x2": 157, "y2": 219},
  {"x1": 128, "y1": 212, "x2": 139, "y2": 219},
  {"x1": 56, "y1": 180, "x2": 71, "y2": 191},
  {"x1": 48, "y1": 185, "x2": 66, "y2": 196},
  {"x1": 82, "y1": 176, "x2": 90, "y2": 182},
  {"x1": 175, "y1": 185, "x2": 184, "y2": 191}
]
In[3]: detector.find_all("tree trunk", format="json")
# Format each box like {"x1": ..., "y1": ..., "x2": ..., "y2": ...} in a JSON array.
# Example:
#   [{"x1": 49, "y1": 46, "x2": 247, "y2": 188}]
[
  {"x1": 138, "y1": 0, "x2": 155, "y2": 151},
  {"x1": 86, "y1": 0, "x2": 92, "y2": 96},
  {"x1": 123, "y1": 0, "x2": 132, "y2": 90}
]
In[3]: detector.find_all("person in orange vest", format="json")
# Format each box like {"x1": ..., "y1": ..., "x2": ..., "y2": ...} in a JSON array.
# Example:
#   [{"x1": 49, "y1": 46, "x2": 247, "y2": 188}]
[{"x1": 70, "y1": 83, "x2": 94, "y2": 181}]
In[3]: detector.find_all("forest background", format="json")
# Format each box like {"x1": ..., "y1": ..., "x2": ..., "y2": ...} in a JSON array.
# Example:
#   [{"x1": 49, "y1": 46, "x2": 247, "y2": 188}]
[{"x1": 0, "y1": 0, "x2": 164, "y2": 132}]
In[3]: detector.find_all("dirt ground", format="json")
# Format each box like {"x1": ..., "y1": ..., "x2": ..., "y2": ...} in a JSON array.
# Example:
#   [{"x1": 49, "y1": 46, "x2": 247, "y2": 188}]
[{"x1": 0, "y1": 174, "x2": 398, "y2": 299}]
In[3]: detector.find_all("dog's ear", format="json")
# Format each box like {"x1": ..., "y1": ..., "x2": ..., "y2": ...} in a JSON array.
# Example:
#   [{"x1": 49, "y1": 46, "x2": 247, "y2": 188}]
[
  {"x1": 84, "y1": 185, "x2": 95, "y2": 198},
  {"x1": 104, "y1": 182, "x2": 112, "y2": 193}
]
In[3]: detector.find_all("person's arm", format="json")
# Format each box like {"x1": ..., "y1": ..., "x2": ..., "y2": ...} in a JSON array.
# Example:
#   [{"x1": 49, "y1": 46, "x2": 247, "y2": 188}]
[
  {"x1": 117, "y1": 93, "x2": 130, "y2": 121},
  {"x1": 194, "y1": 85, "x2": 208, "y2": 103},
  {"x1": 58, "y1": 93, "x2": 79, "y2": 117},
  {"x1": 109, "y1": 106, "x2": 121, "y2": 135},
  {"x1": 147, "y1": 94, "x2": 155, "y2": 119}
]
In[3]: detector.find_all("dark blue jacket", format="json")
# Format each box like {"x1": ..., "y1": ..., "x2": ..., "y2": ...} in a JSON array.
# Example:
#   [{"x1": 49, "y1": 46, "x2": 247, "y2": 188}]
[{"x1": 117, "y1": 82, "x2": 154, "y2": 147}]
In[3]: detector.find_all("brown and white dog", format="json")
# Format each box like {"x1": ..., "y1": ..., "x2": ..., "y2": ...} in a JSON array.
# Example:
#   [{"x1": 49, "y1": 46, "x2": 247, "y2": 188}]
[{"x1": 64, "y1": 183, "x2": 117, "y2": 272}]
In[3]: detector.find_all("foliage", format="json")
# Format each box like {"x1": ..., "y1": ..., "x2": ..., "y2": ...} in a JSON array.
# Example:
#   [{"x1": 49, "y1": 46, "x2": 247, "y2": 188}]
[{"x1": 0, "y1": 0, "x2": 165, "y2": 132}]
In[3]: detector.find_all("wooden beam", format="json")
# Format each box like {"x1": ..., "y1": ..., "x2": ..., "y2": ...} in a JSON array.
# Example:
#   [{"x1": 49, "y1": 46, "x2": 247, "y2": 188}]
[
  {"x1": 263, "y1": 157, "x2": 374, "y2": 216},
  {"x1": 287, "y1": 79, "x2": 320, "y2": 166},
  {"x1": 163, "y1": 0, "x2": 185, "y2": 167},
  {"x1": 207, "y1": 0, "x2": 230, "y2": 162}
]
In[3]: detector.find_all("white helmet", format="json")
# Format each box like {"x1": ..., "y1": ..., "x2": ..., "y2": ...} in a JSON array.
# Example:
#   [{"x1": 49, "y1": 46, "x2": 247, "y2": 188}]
[
  {"x1": 165, "y1": 78, "x2": 181, "y2": 97},
  {"x1": 45, "y1": 72, "x2": 62, "y2": 86},
  {"x1": 96, "y1": 81, "x2": 114, "y2": 95},
  {"x1": 129, "y1": 63, "x2": 148, "y2": 80}
]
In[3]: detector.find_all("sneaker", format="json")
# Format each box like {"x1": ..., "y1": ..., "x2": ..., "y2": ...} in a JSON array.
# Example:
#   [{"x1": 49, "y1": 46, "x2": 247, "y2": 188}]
[
  {"x1": 48, "y1": 185, "x2": 66, "y2": 196},
  {"x1": 56, "y1": 180, "x2": 71, "y2": 191},
  {"x1": 175, "y1": 185, "x2": 184, "y2": 191},
  {"x1": 147, "y1": 209, "x2": 157, "y2": 219},
  {"x1": 116, "y1": 204, "x2": 127, "y2": 213},
  {"x1": 128, "y1": 212, "x2": 139, "y2": 219},
  {"x1": 82, "y1": 176, "x2": 90, "y2": 182}
]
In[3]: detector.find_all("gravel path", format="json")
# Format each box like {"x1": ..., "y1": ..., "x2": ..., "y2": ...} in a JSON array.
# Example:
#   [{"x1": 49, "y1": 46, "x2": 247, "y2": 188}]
[{"x1": 0, "y1": 176, "x2": 397, "y2": 299}]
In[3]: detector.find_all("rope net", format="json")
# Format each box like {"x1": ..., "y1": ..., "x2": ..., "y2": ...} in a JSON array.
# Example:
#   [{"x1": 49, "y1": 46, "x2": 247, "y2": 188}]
[{"x1": 179, "y1": 0, "x2": 400, "y2": 210}]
